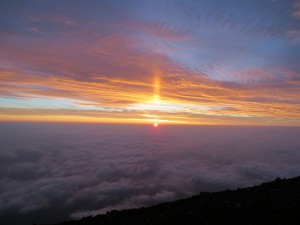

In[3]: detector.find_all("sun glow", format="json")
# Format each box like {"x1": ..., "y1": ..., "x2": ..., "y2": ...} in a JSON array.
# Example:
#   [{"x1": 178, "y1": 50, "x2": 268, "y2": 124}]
[
  {"x1": 153, "y1": 94, "x2": 160, "y2": 104},
  {"x1": 153, "y1": 123, "x2": 158, "y2": 127}
]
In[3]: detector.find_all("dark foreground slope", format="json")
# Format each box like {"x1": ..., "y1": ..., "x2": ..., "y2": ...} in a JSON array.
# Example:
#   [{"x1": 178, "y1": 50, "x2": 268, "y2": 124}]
[{"x1": 47, "y1": 176, "x2": 300, "y2": 225}]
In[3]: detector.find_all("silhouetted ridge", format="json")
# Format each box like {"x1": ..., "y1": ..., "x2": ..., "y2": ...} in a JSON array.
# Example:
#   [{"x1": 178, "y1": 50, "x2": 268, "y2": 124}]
[{"x1": 44, "y1": 176, "x2": 300, "y2": 225}]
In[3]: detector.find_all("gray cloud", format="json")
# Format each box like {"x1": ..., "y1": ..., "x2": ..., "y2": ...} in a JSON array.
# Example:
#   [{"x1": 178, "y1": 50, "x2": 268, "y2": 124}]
[{"x1": 0, "y1": 123, "x2": 300, "y2": 225}]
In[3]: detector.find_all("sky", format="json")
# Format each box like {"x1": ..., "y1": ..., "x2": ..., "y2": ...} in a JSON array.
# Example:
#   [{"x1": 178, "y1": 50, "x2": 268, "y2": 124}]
[
  {"x1": 1, "y1": 2, "x2": 300, "y2": 224},
  {"x1": 1, "y1": 0, "x2": 300, "y2": 125},
  {"x1": 0, "y1": 123, "x2": 300, "y2": 225}
]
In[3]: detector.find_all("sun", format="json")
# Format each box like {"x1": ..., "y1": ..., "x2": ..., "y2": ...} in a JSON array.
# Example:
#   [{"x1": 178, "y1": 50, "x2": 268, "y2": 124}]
[{"x1": 153, "y1": 123, "x2": 158, "y2": 127}]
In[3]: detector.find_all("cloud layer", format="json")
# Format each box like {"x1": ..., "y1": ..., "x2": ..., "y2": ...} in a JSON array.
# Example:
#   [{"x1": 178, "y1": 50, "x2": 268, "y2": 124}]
[
  {"x1": 0, "y1": 123, "x2": 300, "y2": 224},
  {"x1": 0, "y1": 0, "x2": 300, "y2": 125}
]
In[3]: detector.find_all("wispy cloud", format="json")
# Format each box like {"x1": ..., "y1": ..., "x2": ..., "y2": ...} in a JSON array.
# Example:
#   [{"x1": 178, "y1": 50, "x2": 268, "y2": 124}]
[
  {"x1": 0, "y1": 0, "x2": 300, "y2": 125},
  {"x1": 293, "y1": 0, "x2": 300, "y2": 18}
]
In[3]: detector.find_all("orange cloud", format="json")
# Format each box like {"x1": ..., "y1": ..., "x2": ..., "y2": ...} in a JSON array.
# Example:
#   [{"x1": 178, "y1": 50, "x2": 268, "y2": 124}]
[
  {"x1": 1, "y1": 60, "x2": 300, "y2": 126},
  {"x1": 1, "y1": 11, "x2": 300, "y2": 126}
]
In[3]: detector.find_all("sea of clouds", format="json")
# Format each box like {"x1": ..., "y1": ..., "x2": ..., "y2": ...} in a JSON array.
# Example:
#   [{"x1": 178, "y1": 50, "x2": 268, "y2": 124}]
[{"x1": 0, "y1": 123, "x2": 300, "y2": 225}]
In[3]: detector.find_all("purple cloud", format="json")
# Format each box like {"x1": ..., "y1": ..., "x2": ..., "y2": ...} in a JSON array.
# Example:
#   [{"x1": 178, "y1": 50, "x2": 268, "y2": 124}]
[{"x1": 0, "y1": 123, "x2": 300, "y2": 224}]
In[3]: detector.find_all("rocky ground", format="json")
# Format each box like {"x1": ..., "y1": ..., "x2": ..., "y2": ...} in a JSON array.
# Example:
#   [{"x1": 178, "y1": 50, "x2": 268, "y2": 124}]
[{"x1": 43, "y1": 176, "x2": 300, "y2": 225}]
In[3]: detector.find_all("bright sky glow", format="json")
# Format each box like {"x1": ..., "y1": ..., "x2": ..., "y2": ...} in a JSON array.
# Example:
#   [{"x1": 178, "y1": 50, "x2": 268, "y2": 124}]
[{"x1": 0, "y1": 0, "x2": 300, "y2": 125}]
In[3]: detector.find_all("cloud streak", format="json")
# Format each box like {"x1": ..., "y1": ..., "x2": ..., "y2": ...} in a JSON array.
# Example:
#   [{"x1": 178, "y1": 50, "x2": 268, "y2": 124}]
[{"x1": 0, "y1": 0, "x2": 300, "y2": 125}]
